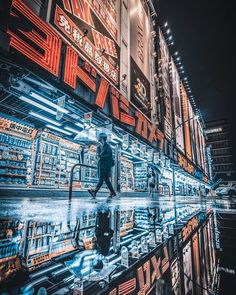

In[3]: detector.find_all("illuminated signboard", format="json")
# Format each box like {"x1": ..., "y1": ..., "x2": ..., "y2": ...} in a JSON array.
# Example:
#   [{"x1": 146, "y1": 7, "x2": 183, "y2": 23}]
[
  {"x1": 194, "y1": 118, "x2": 202, "y2": 167},
  {"x1": 49, "y1": 0, "x2": 120, "y2": 85},
  {"x1": 181, "y1": 83, "x2": 192, "y2": 160},
  {"x1": 0, "y1": 117, "x2": 37, "y2": 140},
  {"x1": 171, "y1": 58, "x2": 185, "y2": 153},
  {"x1": 188, "y1": 100, "x2": 197, "y2": 164},
  {"x1": 159, "y1": 31, "x2": 173, "y2": 140},
  {"x1": 130, "y1": 0, "x2": 151, "y2": 118},
  {"x1": 205, "y1": 127, "x2": 222, "y2": 134},
  {"x1": 6, "y1": 0, "x2": 164, "y2": 150}
]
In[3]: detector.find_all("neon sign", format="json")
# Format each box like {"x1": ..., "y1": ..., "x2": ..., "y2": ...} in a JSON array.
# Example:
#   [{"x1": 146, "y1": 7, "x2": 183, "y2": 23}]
[
  {"x1": 7, "y1": 0, "x2": 164, "y2": 149},
  {"x1": 109, "y1": 245, "x2": 170, "y2": 295}
]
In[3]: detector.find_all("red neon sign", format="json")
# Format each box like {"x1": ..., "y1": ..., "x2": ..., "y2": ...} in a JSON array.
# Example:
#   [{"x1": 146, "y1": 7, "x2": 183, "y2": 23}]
[
  {"x1": 7, "y1": 0, "x2": 164, "y2": 150},
  {"x1": 109, "y1": 245, "x2": 170, "y2": 295},
  {"x1": 8, "y1": 0, "x2": 62, "y2": 77}
]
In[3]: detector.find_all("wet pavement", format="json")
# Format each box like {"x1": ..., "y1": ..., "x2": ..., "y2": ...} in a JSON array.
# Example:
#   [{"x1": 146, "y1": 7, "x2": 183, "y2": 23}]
[
  {"x1": 0, "y1": 193, "x2": 236, "y2": 221},
  {"x1": 1, "y1": 193, "x2": 236, "y2": 295}
]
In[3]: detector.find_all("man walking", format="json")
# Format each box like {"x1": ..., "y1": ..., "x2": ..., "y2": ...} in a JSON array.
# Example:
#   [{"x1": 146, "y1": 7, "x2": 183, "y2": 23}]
[{"x1": 88, "y1": 133, "x2": 116, "y2": 199}]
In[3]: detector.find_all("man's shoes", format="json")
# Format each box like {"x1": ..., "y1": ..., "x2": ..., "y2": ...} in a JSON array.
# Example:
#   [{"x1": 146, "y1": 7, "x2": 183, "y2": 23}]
[
  {"x1": 88, "y1": 189, "x2": 96, "y2": 198},
  {"x1": 108, "y1": 192, "x2": 116, "y2": 198}
]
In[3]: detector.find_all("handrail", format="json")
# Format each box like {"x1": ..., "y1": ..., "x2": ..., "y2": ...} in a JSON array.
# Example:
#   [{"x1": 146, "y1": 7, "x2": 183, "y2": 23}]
[{"x1": 69, "y1": 163, "x2": 97, "y2": 200}]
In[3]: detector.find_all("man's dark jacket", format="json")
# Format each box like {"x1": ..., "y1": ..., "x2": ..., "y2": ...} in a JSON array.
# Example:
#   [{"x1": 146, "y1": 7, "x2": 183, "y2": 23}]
[{"x1": 97, "y1": 142, "x2": 113, "y2": 178}]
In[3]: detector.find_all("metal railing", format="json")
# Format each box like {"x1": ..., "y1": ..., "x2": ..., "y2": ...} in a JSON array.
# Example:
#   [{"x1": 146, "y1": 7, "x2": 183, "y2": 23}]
[{"x1": 69, "y1": 163, "x2": 97, "y2": 200}]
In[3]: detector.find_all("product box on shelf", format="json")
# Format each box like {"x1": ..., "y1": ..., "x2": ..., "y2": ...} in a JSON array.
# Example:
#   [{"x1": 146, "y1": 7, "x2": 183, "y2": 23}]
[{"x1": 0, "y1": 116, "x2": 37, "y2": 187}]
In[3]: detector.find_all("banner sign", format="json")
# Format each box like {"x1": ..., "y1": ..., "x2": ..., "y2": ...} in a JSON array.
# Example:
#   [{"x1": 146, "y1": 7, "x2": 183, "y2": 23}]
[
  {"x1": 181, "y1": 84, "x2": 192, "y2": 160},
  {"x1": 159, "y1": 31, "x2": 172, "y2": 140},
  {"x1": 49, "y1": 0, "x2": 120, "y2": 85},
  {"x1": 170, "y1": 58, "x2": 185, "y2": 153},
  {"x1": 188, "y1": 101, "x2": 196, "y2": 163},
  {"x1": 0, "y1": 117, "x2": 37, "y2": 140},
  {"x1": 84, "y1": 112, "x2": 93, "y2": 127},
  {"x1": 130, "y1": 0, "x2": 151, "y2": 117}
]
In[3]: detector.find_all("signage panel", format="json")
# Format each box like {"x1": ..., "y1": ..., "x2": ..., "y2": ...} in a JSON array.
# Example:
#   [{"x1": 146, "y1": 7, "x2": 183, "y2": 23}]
[
  {"x1": 171, "y1": 58, "x2": 185, "y2": 153},
  {"x1": 130, "y1": 0, "x2": 151, "y2": 117},
  {"x1": 159, "y1": 31, "x2": 172, "y2": 140},
  {"x1": 49, "y1": 0, "x2": 120, "y2": 84}
]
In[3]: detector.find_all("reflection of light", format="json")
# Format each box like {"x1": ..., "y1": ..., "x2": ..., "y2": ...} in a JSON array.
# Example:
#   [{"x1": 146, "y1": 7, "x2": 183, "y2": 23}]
[
  {"x1": 29, "y1": 111, "x2": 61, "y2": 126},
  {"x1": 20, "y1": 96, "x2": 57, "y2": 115},
  {"x1": 46, "y1": 124, "x2": 72, "y2": 135},
  {"x1": 31, "y1": 92, "x2": 69, "y2": 114},
  {"x1": 75, "y1": 122, "x2": 84, "y2": 128}
]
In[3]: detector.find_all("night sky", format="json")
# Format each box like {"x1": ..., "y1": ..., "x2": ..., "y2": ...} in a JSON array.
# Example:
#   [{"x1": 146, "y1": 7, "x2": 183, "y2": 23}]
[{"x1": 157, "y1": 0, "x2": 236, "y2": 163}]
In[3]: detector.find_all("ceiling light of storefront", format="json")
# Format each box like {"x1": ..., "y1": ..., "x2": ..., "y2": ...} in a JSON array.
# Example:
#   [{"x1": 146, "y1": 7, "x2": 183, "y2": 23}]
[
  {"x1": 29, "y1": 111, "x2": 62, "y2": 126},
  {"x1": 30, "y1": 92, "x2": 69, "y2": 114},
  {"x1": 19, "y1": 96, "x2": 57, "y2": 115}
]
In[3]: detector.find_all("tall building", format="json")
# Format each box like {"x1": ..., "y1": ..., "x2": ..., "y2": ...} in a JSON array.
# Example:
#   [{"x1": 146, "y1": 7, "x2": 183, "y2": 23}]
[{"x1": 206, "y1": 119, "x2": 235, "y2": 184}]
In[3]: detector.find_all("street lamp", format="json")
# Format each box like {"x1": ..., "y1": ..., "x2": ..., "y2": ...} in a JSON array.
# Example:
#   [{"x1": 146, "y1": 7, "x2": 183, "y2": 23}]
[{"x1": 171, "y1": 115, "x2": 199, "y2": 197}]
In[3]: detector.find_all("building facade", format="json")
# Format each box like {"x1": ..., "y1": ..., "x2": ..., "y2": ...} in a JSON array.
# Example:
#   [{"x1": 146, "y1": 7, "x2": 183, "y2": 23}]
[
  {"x1": 206, "y1": 119, "x2": 235, "y2": 184},
  {"x1": 0, "y1": 0, "x2": 211, "y2": 195}
]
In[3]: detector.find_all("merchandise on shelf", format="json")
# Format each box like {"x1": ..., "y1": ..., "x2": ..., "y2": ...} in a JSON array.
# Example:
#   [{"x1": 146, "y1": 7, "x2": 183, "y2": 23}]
[
  {"x1": 23, "y1": 220, "x2": 80, "y2": 269},
  {"x1": 0, "y1": 220, "x2": 25, "y2": 282},
  {"x1": 79, "y1": 211, "x2": 96, "y2": 249},
  {"x1": 134, "y1": 162, "x2": 148, "y2": 191},
  {"x1": 82, "y1": 145, "x2": 98, "y2": 189},
  {"x1": 120, "y1": 156, "x2": 134, "y2": 192},
  {"x1": 33, "y1": 132, "x2": 60, "y2": 187},
  {"x1": 120, "y1": 210, "x2": 134, "y2": 237},
  {"x1": 58, "y1": 139, "x2": 82, "y2": 187},
  {"x1": 0, "y1": 116, "x2": 36, "y2": 187},
  {"x1": 34, "y1": 132, "x2": 82, "y2": 188}
]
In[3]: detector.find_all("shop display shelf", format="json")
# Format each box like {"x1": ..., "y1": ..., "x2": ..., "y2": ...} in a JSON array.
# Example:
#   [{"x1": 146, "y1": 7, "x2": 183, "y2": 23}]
[
  {"x1": 0, "y1": 141, "x2": 31, "y2": 150},
  {"x1": 0, "y1": 173, "x2": 26, "y2": 177},
  {"x1": 0, "y1": 164, "x2": 27, "y2": 170}
]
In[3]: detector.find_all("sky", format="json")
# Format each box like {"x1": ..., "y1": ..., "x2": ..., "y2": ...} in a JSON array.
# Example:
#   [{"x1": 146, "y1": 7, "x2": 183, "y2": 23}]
[{"x1": 156, "y1": 0, "x2": 236, "y2": 161}]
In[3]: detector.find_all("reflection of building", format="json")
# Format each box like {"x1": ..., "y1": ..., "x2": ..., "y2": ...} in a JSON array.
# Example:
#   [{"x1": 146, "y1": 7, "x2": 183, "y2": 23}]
[{"x1": 206, "y1": 119, "x2": 235, "y2": 183}]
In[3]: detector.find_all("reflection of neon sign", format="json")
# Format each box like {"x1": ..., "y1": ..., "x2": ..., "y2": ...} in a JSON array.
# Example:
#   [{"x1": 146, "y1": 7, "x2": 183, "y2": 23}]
[
  {"x1": 109, "y1": 245, "x2": 169, "y2": 295},
  {"x1": 7, "y1": 0, "x2": 164, "y2": 148},
  {"x1": 182, "y1": 216, "x2": 198, "y2": 242}
]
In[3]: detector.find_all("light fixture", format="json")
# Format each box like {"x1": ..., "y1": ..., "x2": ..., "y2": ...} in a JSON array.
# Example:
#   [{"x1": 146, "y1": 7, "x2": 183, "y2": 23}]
[
  {"x1": 168, "y1": 35, "x2": 173, "y2": 41},
  {"x1": 180, "y1": 66, "x2": 184, "y2": 70},
  {"x1": 75, "y1": 122, "x2": 84, "y2": 128},
  {"x1": 29, "y1": 111, "x2": 61, "y2": 126},
  {"x1": 46, "y1": 124, "x2": 72, "y2": 135},
  {"x1": 31, "y1": 92, "x2": 69, "y2": 114},
  {"x1": 166, "y1": 29, "x2": 171, "y2": 34},
  {"x1": 65, "y1": 126, "x2": 83, "y2": 133},
  {"x1": 174, "y1": 51, "x2": 179, "y2": 56},
  {"x1": 164, "y1": 22, "x2": 168, "y2": 27},
  {"x1": 20, "y1": 96, "x2": 57, "y2": 115},
  {"x1": 176, "y1": 57, "x2": 180, "y2": 61}
]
